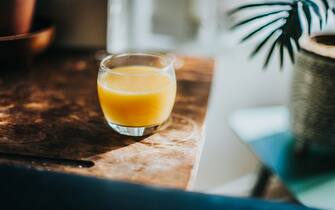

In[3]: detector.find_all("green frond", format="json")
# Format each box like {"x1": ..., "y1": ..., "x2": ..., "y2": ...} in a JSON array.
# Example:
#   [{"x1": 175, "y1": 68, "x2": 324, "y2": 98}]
[
  {"x1": 250, "y1": 28, "x2": 281, "y2": 58},
  {"x1": 302, "y1": 4, "x2": 312, "y2": 34},
  {"x1": 263, "y1": 38, "x2": 279, "y2": 68},
  {"x1": 240, "y1": 17, "x2": 284, "y2": 42},
  {"x1": 320, "y1": 0, "x2": 329, "y2": 21},
  {"x1": 292, "y1": 38, "x2": 301, "y2": 50},
  {"x1": 228, "y1": 1, "x2": 292, "y2": 15},
  {"x1": 230, "y1": 0, "x2": 327, "y2": 69},
  {"x1": 320, "y1": 0, "x2": 330, "y2": 9},
  {"x1": 304, "y1": 0, "x2": 323, "y2": 29},
  {"x1": 286, "y1": 39, "x2": 295, "y2": 63},
  {"x1": 231, "y1": 10, "x2": 287, "y2": 29},
  {"x1": 279, "y1": 41, "x2": 284, "y2": 68}
]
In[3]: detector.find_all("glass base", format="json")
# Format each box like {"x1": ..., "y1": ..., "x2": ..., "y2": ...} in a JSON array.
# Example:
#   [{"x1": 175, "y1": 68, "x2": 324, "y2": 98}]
[{"x1": 107, "y1": 119, "x2": 170, "y2": 137}]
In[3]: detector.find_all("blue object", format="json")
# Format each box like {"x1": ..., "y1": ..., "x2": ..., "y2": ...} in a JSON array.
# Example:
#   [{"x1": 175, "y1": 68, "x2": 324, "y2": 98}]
[
  {"x1": 0, "y1": 164, "x2": 313, "y2": 210},
  {"x1": 229, "y1": 106, "x2": 335, "y2": 209}
]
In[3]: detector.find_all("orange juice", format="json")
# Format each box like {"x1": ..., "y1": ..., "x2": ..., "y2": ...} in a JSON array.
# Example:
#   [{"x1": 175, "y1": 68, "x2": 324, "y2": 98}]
[{"x1": 97, "y1": 66, "x2": 176, "y2": 127}]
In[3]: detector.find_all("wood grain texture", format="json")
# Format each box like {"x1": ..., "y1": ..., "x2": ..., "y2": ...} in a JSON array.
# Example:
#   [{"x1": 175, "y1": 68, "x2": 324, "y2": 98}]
[{"x1": 0, "y1": 50, "x2": 213, "y2": 189}]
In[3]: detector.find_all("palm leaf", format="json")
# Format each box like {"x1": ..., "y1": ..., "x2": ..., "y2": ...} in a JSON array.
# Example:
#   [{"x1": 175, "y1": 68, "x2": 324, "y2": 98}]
[
  {"x1": 302, "y1": 4, "x2": 312, "y2": 34},
  {"x1": 286, "y1": 4, "x2": 302, "y2": 44},
  {"x1": 228, "y1": 1, "x2": 292, "y2": 15},
  {"x1": 279, "y1": 40, "x2": 284, "y2": 68},
  {"x1": 230, "y1": 0, "x2": 326, "y2": 69},
  {"x1": 320, "y1": 0, "x2": 329, "y2": 21},
  {"x1": 286, "y1": 39, "x2": 295, "y2": 63},
  {"x1": 305, "y1": 0, "x2": 323, "y2": 29},
  {"x1": 240, "y1": 17, "x2": 283, "y2": 42},
  {"x1": 231, "y1": 10, "x2": 286, "y2": 29},
  {"x1": 320, "y1": 0, "x2": 329, "y2": 9},
  {"x1": 250, "y1": 27, "x2": 281, "y2": 57},
  {"x1": 264, "y1": 37, "x2": 280, "y2": 68},
  {"x1": 292, "y1": 38, "x2": 301, "y2": 50}
]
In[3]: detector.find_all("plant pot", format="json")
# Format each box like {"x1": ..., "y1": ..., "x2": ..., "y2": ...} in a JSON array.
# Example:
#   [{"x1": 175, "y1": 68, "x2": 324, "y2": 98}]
[
  {"x1": 0, "y1": 17, "x2": 55, "y2": 69},
  {"x1": 0, "y1": 0, "x2": 36, "y2": 36},
  {"x1": 290, "y1": 34, "x2": 335, "y2": 147}
]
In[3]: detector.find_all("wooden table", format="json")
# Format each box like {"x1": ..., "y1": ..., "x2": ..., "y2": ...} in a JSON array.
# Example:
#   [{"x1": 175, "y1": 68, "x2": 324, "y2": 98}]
[{"x1": 0, "y1": 50, "x2": 214, "y2": 189}]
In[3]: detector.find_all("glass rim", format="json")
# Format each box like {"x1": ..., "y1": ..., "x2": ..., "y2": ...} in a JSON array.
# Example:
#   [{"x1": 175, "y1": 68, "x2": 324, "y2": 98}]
[{"x1": 99, "y1": 53, "x2": 176, "y2": 76}]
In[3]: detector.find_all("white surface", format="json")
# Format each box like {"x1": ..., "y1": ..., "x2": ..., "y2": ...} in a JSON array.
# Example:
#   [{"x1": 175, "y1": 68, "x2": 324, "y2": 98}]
[
  {"x1": 229, "y1": 106, "x2": 289, "y2": 142},
  {"x1": 209, "y1": 172, "x2": 258, "y2": 197},
  {"x1": 193, "y1": 32, "x2": 293, "y2": 191}
]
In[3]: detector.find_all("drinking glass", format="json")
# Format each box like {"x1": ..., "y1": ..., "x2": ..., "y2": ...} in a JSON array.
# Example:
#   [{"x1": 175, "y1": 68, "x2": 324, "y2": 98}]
[{"x1": 97, "y1": 53, "x2": 176, "y2": 136}]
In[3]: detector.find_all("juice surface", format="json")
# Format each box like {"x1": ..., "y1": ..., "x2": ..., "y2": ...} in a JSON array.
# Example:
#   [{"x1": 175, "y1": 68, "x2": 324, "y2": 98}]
[{"x1": 97, "y1": 66, "x2": 176, "y2": 127}]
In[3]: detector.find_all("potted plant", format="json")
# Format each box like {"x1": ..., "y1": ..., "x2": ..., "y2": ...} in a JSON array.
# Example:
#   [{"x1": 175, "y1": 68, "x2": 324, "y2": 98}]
[{"x1": 229, "y1": 0, "x2": 335, "y2": 148}]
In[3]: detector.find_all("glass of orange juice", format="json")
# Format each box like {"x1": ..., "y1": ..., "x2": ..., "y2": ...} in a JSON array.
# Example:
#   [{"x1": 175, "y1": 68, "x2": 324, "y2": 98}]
[{"x1": 97, "y1": 53, "x2": 177, "y2": 136}]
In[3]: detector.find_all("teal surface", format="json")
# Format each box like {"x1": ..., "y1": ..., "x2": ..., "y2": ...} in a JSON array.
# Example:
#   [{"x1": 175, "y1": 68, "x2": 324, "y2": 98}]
[
  {"x1": 0, "y1": 164, "x2": 314, "y2": 210},
  {"x1": 229, "y1": 106, "x2": 335, "y2": 210}
]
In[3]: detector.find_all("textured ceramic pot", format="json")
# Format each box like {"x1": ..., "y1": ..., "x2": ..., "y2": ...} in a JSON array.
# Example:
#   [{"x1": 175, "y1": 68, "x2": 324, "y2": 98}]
[{"x1": 291, "y1": 35, "x2": 335, "y2": 146}]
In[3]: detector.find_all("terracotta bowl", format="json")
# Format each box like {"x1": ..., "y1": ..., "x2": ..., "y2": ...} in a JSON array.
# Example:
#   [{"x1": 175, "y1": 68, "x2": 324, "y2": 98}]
[{"x1": 0, "y1": 17, "x2": 55, "y2": 67}]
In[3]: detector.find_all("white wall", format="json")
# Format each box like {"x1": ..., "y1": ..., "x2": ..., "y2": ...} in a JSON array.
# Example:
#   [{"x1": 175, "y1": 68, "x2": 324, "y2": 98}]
[{"x1": 37, "y1": 0, "x2": 107, "y2": 48}]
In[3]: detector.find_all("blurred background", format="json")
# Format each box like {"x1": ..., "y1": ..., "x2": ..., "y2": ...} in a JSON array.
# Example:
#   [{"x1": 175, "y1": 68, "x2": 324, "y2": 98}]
[{"x1": 36, "y1": 0, "x2": 294, "y2": 196}]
